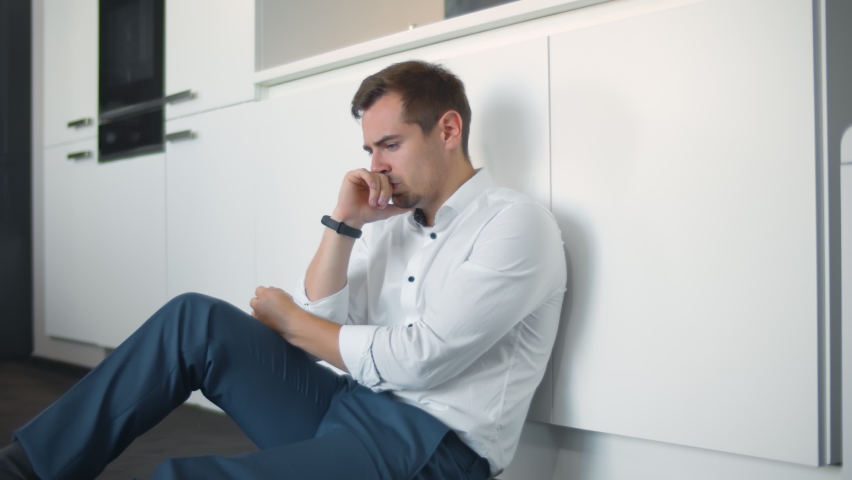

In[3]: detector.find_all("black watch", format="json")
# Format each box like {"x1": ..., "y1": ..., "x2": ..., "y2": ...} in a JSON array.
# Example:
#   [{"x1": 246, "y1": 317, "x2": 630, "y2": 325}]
[{"x1": 321, "y1": 215, "x2": 362, "y2": 239}]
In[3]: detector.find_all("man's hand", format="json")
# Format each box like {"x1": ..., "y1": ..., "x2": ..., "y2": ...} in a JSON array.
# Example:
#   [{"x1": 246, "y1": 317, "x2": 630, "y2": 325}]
[
  {"x1": 249, "y1": 286, "x2": 348, "y2": 371},
  {"x1": 332, "y1": 169, "x2": 412, "y2": 228},
  {"x1": 249, "y1": 286, "x2": 300, "y2": 339}
]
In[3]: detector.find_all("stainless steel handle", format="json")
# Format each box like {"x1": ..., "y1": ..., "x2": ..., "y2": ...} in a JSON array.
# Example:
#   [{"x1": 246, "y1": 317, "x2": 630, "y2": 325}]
[
  {"x1": 165, "y1": 130, "x2": 197, "y2": 142},
  {"x1": 165, "y1": 90, "x2": 196, "y2": 104},
  {"x1": 67, "y1": 118, "x2": 93, "y2": 129},
  {"x1": 67, "y1": 150, "x2": 93, "y2": 160}
]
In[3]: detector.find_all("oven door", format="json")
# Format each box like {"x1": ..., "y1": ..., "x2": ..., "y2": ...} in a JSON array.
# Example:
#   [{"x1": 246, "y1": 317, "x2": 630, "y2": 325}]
[{"x1": 99, "y1": 0, "x2": 164, "y2": 112}]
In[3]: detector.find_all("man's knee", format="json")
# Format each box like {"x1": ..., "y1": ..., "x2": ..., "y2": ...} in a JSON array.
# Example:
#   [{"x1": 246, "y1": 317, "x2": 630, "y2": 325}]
[{"x1": 151, "y1": 292, "x2": 223, "y2": 335}]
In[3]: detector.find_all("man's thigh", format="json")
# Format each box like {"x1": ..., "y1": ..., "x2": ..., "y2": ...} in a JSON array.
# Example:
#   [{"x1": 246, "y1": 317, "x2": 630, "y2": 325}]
[{"x1": 170, "y1": 292, "x2": 348, "y2": 449}]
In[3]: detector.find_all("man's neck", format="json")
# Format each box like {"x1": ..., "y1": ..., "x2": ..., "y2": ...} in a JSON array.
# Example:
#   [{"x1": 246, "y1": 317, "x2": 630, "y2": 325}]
[{"x1": 419, "y1": 161, "x2": 476, "y2": 227}]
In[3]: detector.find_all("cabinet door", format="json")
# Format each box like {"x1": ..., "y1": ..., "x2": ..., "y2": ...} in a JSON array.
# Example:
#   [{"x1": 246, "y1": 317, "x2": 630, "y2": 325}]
[
  {"x1": 165, "y1": 103, "x2": 257, "y2": 311},
  {"x1": 164, "y1": 0, "x2": 257, "y2": 119},
  {"x1": 255, "y1": 79, "x2": 363, "y2": 299},
  {"x1": 44, "y1": 142, "x2": 87, "y2": 343},
  {"x1": 74, "y1": 154, "x2": 168, "y2": 347},
  {"x1": 44, "y1": 141, "x2": 167, "y2": 347},
  {"x1": 43, "y1": 0, "x2": 98, "y2": 147},
  {"x1": 550, "y1": 0, "x2": 821, "y2": 465}
]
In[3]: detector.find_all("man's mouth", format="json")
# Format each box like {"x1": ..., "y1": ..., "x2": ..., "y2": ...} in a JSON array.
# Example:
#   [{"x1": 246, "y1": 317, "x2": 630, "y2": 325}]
[{"x1": 391, "y1": 183, "x2": 400, "y2": 191}]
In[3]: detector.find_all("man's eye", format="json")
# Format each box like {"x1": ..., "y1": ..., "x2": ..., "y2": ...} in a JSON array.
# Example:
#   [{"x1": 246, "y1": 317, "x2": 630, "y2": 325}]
[{"x1": 386, "y1": 143, "x2": 398, "y2": 151}]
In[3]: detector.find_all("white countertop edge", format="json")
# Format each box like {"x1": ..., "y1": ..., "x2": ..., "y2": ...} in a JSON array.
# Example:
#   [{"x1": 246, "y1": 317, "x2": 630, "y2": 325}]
[{"x1": 254, "y1": 0, "x2": 612, "y2": 87}]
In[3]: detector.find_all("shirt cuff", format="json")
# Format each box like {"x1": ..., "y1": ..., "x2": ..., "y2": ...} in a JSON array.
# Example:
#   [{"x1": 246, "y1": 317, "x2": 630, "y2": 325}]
[
  {"x1": 339, "y1": 324, "x2": 383, "y2": 389},
  {"x1": 292, "y1": 277, "x2": 349, "y2": 325}
]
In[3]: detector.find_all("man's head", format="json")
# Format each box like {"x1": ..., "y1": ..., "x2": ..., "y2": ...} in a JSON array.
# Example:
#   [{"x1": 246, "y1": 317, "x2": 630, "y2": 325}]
[
  {"x1": 351, "y1": 61, "x2": 474, "y2": 214},
  {"x1": 351, "y1": 61, "x2": 472, "y2": 159}
]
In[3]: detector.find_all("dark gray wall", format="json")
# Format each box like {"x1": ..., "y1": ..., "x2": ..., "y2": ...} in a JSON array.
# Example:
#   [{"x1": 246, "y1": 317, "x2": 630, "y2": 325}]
[
  {"x1": 0, "y1": 0, "x2": 33, "y2": 359},
  {"x1": 445, "y1": 0, "x2": 517, "y2": 19}
]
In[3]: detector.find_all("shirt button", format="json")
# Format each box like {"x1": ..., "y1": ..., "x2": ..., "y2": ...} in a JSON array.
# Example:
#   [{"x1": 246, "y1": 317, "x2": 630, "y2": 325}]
[
  {"x1": 430, "y1": 233, "x2": 437, "y2": 239},
  {"x1": 408, "y1": 276, "x2": 415, "y2": 282}
]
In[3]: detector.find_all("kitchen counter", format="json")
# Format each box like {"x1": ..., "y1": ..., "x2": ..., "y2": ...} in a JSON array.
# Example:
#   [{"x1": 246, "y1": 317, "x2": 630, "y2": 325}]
[{"x1": 253, "y1": 0, "x2": 612, "y2": 87}]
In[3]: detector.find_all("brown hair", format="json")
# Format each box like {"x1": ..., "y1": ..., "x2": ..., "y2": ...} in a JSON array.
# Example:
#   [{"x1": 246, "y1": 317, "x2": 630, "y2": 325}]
[{"x1": 351, "y1": 61, "x2": 472, "y2": 159}]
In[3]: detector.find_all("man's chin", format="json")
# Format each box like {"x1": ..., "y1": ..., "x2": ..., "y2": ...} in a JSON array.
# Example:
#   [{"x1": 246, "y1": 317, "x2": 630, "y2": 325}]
[{"x1": 392, "y1": 194, "x2": 418, "y2": 210}]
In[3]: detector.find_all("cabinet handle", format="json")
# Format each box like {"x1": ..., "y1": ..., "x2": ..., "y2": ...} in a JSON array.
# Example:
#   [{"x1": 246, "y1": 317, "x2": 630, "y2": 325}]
[
  {"x1": 67, "y1": 118, "x2": 93, "y2": 129},
  {"x1": 165, "y1": 90, "x2": 196, "y2": 104},
  {"x1": 67, "y1": 150, "x2": 93, "y2": 160},
  {"x1": 165, "y1": 130, "x2": 197, "y2": 142}
]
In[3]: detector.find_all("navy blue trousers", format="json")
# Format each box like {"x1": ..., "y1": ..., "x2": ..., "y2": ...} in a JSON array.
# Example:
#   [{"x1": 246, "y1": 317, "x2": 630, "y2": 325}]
[{"x1": 12, "y1": 293, "x2": 491, "y2": 480}]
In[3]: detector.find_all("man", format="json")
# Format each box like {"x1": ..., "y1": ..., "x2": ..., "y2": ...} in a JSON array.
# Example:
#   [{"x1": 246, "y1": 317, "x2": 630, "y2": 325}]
[{"x1": 1, "y1": 61, "x2": 566, "y2": 480}]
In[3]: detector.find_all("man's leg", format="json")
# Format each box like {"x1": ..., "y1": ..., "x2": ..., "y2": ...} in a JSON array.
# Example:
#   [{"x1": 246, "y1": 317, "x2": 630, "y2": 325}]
[{"x1": 11, "y1": 292, "x2": 344, "y2": 480}]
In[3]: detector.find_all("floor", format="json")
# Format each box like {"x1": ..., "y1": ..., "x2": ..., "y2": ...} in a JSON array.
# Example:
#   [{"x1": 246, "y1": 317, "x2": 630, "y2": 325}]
[{"x1": 0, "y1": 357, "x2": 257, "y2": 479}]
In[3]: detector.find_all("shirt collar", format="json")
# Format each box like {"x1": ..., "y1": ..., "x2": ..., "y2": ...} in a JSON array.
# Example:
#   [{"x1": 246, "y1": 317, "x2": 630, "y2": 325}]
[{"x1": 408, "y1": 168, "x2": 494, "y2": 228}]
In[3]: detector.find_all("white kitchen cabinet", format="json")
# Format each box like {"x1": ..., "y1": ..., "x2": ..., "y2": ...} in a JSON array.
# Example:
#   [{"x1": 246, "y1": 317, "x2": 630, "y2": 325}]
[
  {"x1": 165, "y1": 102, "x2": 257, "y2": 312},
  {"x1": 549, "y1": 0, "x2": 828, "y2": 466},
  {"x1": 164, "y1": 0, "x2": 257, "y2": 119},
  {"x1": 254, "y1": 77, "x2": 363, "y2": 300},
  {"x1": 44, "y1": 140, "x2": 167, "y2": 348},
  {"x1": 43, "y1": 0, "x2": 98, "y2": 147},
  {"x1": 44, "y1": 142, "x2": 86, "y2": 344}
]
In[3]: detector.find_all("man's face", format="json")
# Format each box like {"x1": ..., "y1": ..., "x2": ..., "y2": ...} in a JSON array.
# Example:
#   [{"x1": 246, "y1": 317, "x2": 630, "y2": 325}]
[{"x1": 361, "y1": 92, "x2": 444, "y2": 210}]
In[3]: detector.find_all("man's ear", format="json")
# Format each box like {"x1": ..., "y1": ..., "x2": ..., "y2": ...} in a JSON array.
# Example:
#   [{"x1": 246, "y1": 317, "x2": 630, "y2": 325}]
[{"x1": 437, "y1": 110, "x2": 463, "y2": 152}]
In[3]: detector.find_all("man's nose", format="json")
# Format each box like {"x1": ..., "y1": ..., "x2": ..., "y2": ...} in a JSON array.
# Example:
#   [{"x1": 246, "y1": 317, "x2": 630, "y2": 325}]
[{"x1": 370, "y1": 154, "x2": 390, "y2": 174}]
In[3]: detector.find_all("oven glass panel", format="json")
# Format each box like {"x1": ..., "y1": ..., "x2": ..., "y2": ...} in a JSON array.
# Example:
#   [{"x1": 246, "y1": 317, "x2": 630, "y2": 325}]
[
  {"x1": 99, "y1": 0, "x2": 163, "y2": 112},
  {"x1": 99, "y1": 109, "x2": 163, "y2": 162}
]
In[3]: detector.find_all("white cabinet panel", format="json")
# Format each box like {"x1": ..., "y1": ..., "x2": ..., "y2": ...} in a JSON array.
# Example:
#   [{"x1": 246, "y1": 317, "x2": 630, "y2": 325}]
[
  {"x1": 73, "y1": 155, "x2": 168, "y2": 347},
  {"x1": 550, "y1": 0, "x2": 821, "y2": 465},
  {"x1": 43, "y1": 0, "x2": 98, "y2": 147},
  {"x1": 255, "y1": 78, "x2": 364, "y2": 296},
  {"x1": 165, "y1": 0, "x2": 257, "y2": 119},
  {"x1": 44, "y1": 141, "x2": 167, "y2": 347},
  {"x1": 44, "y1": 142, "x2": 87, "y2": 344},
  {"x1": 165, "y1": 103, "x2": 257, "y2": 311}
]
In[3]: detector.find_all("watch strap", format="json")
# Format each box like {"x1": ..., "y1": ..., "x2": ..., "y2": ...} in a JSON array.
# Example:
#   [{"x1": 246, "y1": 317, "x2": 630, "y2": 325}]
[{"x1": 321, "y1": 215, "x2": 362, "y2": 239}]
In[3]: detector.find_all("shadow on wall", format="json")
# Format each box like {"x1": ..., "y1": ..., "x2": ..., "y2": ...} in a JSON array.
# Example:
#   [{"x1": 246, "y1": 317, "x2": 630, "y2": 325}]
[
  {"x1": 476, "y1": 97, "x2": 534, "y2": 196},
  {"x1": 548, "y1": 79, "x2": 639, "y2": 426}
]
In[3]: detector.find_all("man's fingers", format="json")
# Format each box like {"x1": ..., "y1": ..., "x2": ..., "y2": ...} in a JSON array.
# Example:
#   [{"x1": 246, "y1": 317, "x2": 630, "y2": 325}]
[{"x1": 377, "y1": 174, "x2": 392, "y2": 208}]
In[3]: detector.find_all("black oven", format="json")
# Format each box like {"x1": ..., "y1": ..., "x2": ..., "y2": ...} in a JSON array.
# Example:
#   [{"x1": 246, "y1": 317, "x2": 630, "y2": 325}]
[{"x1": 98, "y1": 0, "x2": 165, "y2": 162}]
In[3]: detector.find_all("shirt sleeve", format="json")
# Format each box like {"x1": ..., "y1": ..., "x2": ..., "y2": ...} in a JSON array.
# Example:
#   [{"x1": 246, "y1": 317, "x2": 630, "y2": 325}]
[
  {"x1": 339, "y1": 202, "x2": 567, "y2": 391},
  {"x1": 291, "y1": 235, "x2": 370, "y2": 327}
]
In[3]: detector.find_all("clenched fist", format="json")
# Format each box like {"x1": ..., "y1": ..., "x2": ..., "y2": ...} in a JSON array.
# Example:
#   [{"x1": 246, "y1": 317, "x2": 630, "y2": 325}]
[{"x1": 249, "y1": 286, "x2": 300, "y2": 339}]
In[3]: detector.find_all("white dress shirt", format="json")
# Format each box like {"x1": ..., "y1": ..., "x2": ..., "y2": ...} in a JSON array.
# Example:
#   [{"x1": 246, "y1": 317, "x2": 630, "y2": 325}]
[{"x1": 293, "y1": 169, "x2": 566, "y2": 475}]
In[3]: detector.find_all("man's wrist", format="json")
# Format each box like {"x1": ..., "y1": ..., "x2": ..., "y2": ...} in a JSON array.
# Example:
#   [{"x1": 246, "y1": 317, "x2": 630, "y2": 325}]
[{"x1": 331, "y1": 209, "x2": 364, "y2": 231}]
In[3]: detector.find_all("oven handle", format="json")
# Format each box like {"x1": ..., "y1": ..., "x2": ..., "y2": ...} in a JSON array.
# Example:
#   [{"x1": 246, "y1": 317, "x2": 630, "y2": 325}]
[
  {"x1": 67, "y1": 118, "x2": 93, "y2": 129},
  {"x1": 165, "y1": 90, "x2": 196, "y2": 104},
  {"x1": 67, "y1": 150, "x2": 93, "y2": 160},
  {"x1": 165, "y1": 130, "x2": 197, "y2": 142}
]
